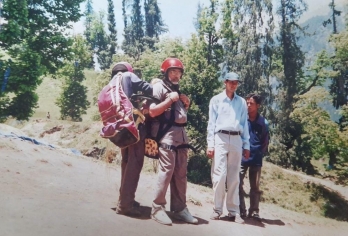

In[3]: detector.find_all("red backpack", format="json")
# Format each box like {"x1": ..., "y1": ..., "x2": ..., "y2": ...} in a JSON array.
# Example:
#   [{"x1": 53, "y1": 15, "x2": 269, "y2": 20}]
[{"x1": 98, "y1": 72, "x2": 142, "y2": 148}]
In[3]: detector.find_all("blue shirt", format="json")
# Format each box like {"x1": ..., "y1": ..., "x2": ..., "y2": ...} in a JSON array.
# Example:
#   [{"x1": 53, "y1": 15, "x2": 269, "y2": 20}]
[
  {"x1": 207, "y1": 91, "x2": 250, "y2": 150},
  {"x1": 242, "y1": 114, "x2": 269, "y2": 166}
]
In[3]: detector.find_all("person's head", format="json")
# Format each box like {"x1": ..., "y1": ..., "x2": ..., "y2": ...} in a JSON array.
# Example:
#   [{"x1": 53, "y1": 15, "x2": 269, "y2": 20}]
[
  {"x1": 223, "y1": 72, "x2": 240, "y2": 94},
  {"x1": 111, "y1": 62, "x2": 133, "y2": 78},
  {"x1": 160, "y1": 58, "x2": 184, "y2": 85},
  {"x1": 246, "y1": 93, "x2": 262, "y2": 115}
]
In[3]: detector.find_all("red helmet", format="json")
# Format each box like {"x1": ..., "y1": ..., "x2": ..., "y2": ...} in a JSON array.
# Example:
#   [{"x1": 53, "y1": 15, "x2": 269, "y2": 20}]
[
  {"x1": 112, "y1": 61, "x2": 133, "y2": 76},
  {"x1": 160, "y1": 58, "x2": 184, "y2": 74}
]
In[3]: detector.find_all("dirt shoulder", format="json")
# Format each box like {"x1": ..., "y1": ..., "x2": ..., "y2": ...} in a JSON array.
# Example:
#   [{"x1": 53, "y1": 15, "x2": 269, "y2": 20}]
[{"x1": 1, "y1": 125, "x2": 348, "y2": 236}]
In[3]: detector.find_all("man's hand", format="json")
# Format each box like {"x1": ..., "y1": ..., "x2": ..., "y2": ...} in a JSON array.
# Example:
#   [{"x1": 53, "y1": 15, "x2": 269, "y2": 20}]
[
  {"x1": 180, "y1": 94, "x2": 190, "y2": 109},
  {"x1": 206, "y1": 147, "x2": 214, "y2": 159},
  {"x1": 243, "y1": 149, "x2": 250, "y2": 160},
  {"x1": 167, "y1": 92, "x2": 179, "y2": 102}
]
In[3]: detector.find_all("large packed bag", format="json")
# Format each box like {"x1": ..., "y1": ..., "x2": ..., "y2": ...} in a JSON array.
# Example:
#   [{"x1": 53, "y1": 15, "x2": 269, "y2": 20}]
[{"x1": 98, "y1": 72, "x2": 144, "y2": 148}]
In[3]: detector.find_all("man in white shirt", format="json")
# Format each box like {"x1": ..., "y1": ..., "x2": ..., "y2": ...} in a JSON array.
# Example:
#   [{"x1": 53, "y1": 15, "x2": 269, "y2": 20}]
[{"x1": 206, "y1": 72, "x2": 250, "y2": 224}]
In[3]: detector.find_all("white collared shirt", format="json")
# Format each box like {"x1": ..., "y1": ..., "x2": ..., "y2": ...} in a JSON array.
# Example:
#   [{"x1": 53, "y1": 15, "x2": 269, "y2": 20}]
[{"x1": 207, "y1": 91, "x2": 250, "y2": 150}]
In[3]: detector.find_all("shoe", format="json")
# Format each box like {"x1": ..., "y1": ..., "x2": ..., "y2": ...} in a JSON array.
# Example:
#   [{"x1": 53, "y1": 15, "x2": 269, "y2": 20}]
[
  {"x1": 210, "y1": 211, "x2": 221, "y2": 220},
  {"x1": 228, "y1": 213, "x2": 245, "y2": 224},
  {"x1": 240, "y1": 211, "x2": 247, "y2": 219},
  {"x1": 151, "y1": 206, "x2": 172, "y2": 225},
  {"x1": 249, "y1": 211, "x2": 261, "y2": 221},
  {"x1": 173, "y1": 208, "x2": 198, "y2": 224},
  {"x1": 116, "y1": 206, "x2": 141, "y2": 217}
]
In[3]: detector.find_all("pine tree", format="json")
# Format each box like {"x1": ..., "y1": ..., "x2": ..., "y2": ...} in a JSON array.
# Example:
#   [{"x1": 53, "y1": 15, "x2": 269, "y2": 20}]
[
  {"x1": 323, "y1": 0, "x2": 345, "y2": 108},
  {"x1": 196, "y1": 0, "x2": 221, "y2": 65},
  {"x1": 107, "y1": 0, "x2": 117, "y2": 60},
  {"x1": 56, "y1": 35, "x2": 92, "y2": 121},
  {"x1": 122, "y1": 0, "x2": 145, "y2": 60},
  {"x1": 91, "y1": 11, "x2": 110, "y2": 70},
  {"x1": 225, "y1": 0, "x2": 274, "y2": 99},
  {"x1": 144, "y1": 0, "x2": 167, "y2": 49},
  {"x1": 84, "y1": 0, "x2": 94, "y2": 46},
  {"x1": 271, "y1": 0, "x2": 308, "y2": 169},
  {"x1": 83, "y1": 0, "x2": 95, "y2": 68}
]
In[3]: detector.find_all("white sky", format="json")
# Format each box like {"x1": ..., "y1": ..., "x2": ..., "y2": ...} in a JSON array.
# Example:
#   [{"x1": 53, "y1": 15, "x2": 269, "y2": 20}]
[{"x1": 72, "y1": 0, "x2": 345, "y2": 39}]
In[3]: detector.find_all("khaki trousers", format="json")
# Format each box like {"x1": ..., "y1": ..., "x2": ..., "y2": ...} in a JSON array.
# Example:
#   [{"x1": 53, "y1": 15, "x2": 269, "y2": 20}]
[
  {"x1": 152, "y1": 142, "x2": 188, "y2": 212},
  {"x1": 211, "y1": 133, "x2": 242, "y2": 215}
]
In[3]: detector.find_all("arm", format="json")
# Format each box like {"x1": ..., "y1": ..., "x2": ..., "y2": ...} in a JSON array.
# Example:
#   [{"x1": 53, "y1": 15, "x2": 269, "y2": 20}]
[
  {"x1": 240, "y1": 98, "x2": 250, "y2": 153},
  {"x1": 261, "y1": 118, "x2": 270, "y2": 154},
  {"x1": 127, "y1": 72, "x2": 153, "y2": 96},
  {"x1": 149, "y1": 87, "x2": 179, "y2": 118},
  {"x1": 206, "y1": 98, "x2": 217, "y2": 158}
]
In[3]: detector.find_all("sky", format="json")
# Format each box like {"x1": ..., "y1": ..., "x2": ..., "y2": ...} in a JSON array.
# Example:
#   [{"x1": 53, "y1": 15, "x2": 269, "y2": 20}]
[
  {"x1": 73, "y1": 0, "x2": 211, "y2": 39},
  {"x1": 72, "y1": 0, "x2": 346, "y2": 40}
]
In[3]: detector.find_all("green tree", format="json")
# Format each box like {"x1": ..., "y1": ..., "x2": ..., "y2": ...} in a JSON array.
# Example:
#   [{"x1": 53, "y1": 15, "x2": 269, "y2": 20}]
[
  {"x1": 91, "y1": 11, "x2": 110, "y2": 70},
  {"x1": 56, "y1": 35, "x2": 92, "y2": 121},
  {"x1": 0, "y1": 0, "x2": 84, "y2": 121},
  {"x1": 122, "y1": 0, "x2": 145, "y2": 60},
  {"x1": 144, "y1": 0, "x2": 168, "y2": 49},
  {"x1": 107, "y1": 0, "x2": 118, "y2": 62},
  {"x1": 83, "y1": 0, "x2": 95, "y2": 68},
  {"x1": 84, "y1": 0, "x2": 94, "y2": 47},
  {"x1": 227, "y1": 0, "x2": 274, "y2": 99},
  {"x1": 329, "y1": 24, "x2": 348, "y2": 109},
  {"x1": 323, "y1": 0, "x2": 341, "y2": 34},
  {"x1": 291, "y1": 88, "x2": 348, "y2": 172},
  {"x1": 270, "y1": 0, "x2": 308, "y2": 169}
]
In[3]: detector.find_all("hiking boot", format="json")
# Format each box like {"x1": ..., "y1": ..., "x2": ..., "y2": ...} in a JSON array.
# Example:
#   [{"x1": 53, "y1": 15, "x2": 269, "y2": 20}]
[
  {"x1": 116, "y1": 206, "x2": 141, "y2": 217},
  {"x1": 228, "y1": 213, "x2": 245, "y2": 224},
  {"x1": 210, "y1": 211, "x2": 221, "y2": 220},
  {"x1": 151, "y1": 206, "x2": 172, "y2": 226},
  {"x1": 173, "y1": 208, "x2": 198, "y2": 224}
]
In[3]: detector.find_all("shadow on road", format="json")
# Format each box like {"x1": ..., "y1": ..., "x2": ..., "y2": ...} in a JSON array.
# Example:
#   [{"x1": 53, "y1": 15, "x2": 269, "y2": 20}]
[{"x1": 111, "y1": 206, "x2": 210, "y2": 225}]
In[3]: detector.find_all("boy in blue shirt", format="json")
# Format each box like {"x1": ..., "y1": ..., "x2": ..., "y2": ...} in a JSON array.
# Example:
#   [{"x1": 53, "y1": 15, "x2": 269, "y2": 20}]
[{"x1": 239, "y1": 93, "x2": 269, "y2": 220}]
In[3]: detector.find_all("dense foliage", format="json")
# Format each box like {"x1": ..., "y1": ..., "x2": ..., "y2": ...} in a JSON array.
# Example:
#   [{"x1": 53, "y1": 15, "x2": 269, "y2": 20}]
[{"x1": 0, "y1": 0, "x2": 84, "y2": 121}]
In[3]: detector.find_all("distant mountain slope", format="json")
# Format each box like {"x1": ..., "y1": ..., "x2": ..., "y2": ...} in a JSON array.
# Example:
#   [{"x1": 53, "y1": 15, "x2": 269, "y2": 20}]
[{"x1": 299, "y1": 13, "x2": 345, "y2": 60}]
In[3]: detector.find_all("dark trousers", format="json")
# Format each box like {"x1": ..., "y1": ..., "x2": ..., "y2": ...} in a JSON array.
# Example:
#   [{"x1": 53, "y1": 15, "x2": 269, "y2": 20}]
[
  {"x1": 118, "y1": 125, "x2": 146, "y2": 210},
  {"x1": 239, "y1": 165, "x2": 262, "y2": 215}
]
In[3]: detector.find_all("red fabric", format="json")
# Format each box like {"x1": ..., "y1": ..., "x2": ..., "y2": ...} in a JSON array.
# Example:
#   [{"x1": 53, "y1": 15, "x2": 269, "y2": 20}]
[{"x1": 98, "y1": 73, "x2": 139, "y2": 148}]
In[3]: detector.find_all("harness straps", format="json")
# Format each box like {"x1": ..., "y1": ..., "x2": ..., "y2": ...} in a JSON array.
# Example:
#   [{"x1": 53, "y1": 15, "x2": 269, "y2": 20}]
[
  {"x1": 154, "y1": 80, "x2": 196, "y2": 154},
  {"x1": 160, "y1": 143, "x2": 197, "y2": 153}
]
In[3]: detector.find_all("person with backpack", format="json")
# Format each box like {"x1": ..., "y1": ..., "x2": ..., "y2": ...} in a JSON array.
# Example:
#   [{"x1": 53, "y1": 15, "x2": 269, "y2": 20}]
[
  {"x1": 112, "y1": 62, "x2": 153, "y2": 217},
  {"x1": 239, "y1": 93, "x2": 269, "y2": 221},
  {"x1": 206, "y1": 72, "x2": 250, "y2": 224},
  {"x1": 148, "y1": 58, "x2": 198, "y2": 226}
]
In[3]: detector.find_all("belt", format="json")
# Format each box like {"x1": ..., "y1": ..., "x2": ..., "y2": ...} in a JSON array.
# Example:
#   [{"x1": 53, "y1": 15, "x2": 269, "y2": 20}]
[
  {"x1": 173, "y1": 122, "x2": 187, "y2": 127},
  {"x1": 218, "y1": 130, "x2": 241, "y2": 135}
]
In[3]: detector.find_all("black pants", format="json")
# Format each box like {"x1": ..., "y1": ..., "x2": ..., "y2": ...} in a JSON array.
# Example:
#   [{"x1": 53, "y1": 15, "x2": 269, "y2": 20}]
[{"x1": 239, "y1": 166, "x2": 262, "y2": 215}]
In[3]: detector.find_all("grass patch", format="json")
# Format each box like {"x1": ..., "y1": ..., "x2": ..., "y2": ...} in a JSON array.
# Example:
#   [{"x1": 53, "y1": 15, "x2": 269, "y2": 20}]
[{"x1": 261, "y1": 162, "x2": 348, "y2": 221}]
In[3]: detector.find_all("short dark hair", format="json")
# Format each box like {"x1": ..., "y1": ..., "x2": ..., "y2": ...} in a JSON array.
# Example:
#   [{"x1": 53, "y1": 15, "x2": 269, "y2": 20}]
[{"x1": 246, "y1": 93, "x2": 262, "y2": 105}]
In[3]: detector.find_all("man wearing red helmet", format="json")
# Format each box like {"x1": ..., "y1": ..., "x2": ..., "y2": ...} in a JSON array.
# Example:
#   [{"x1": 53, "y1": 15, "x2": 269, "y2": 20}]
[
  {"x1": 112, "y1": 62, "x2": 153, "y2": 217},
  {"x1": 148, "y1": 58, "x2": 198, "y2": 225}
]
